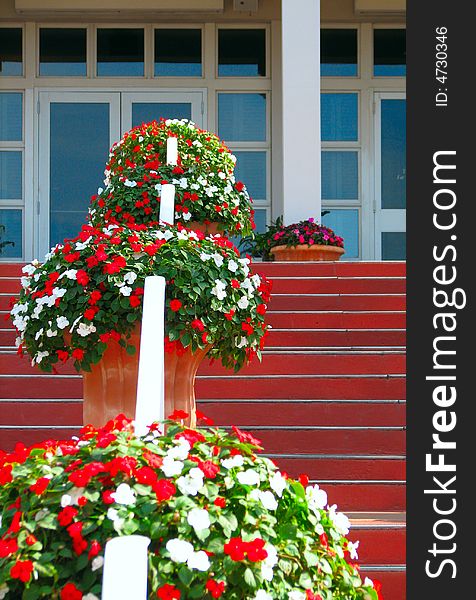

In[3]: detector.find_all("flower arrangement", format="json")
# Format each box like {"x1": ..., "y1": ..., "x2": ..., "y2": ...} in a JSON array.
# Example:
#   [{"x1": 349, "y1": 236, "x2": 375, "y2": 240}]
[
  {"x1": 89, "y1": 119, "x2": 255, "y2": 236},
  {"x1": 0, "y1": 412, "x2": 381, "y2": 600},
  {"x1": 10, "y1": 222, "x2": 271, "y2": 374}
]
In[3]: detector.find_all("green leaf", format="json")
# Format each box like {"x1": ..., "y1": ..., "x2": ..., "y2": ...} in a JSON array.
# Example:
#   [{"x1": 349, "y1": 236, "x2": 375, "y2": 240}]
[
  {"x1": 126, "y1": 344, "x2": 136, "y2": 355},
  {"x1": 243, "y1": 567, "x2": 257, "y2": 588},
  {"x1": 178, "y1": 566, "x2": 194, "y2": 586},
  {"x1": 188, "y1": 584, "x2": 205, "y2": 598},
  {"x1": 299, "y1": 571, "x2": 313, "y2": 589},
  {"x1": 304, "y1": 550, "x2": 319, "y2": 567}
]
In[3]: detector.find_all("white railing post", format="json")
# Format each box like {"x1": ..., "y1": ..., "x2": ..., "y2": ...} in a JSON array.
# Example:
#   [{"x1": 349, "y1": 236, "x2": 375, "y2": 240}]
[{"x1": 102, "y1": 536, "x2": 150, "y2": 599}]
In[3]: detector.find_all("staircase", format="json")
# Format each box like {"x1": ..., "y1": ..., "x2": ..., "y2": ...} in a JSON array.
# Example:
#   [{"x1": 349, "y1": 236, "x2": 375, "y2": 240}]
[{"x1": 0, "y1": 260, "x2": 406, "y2": 599}]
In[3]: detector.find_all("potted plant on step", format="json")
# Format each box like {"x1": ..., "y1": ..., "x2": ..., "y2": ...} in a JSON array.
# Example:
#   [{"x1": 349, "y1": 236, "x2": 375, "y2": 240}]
[
  {"x1": 10, "y1": 223, "x2": 271, "y2": 428},
  {"x1": 240, "y1": 218, "x2": 344, "y2": 262},
  {"x1": 0, "y1": 412, "x2": 382, "y2": 600}
]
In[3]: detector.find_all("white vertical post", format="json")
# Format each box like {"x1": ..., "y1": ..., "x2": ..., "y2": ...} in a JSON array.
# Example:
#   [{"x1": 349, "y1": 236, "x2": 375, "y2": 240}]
[
  {"x1": 135, "y1": 276, "x2": 166, "y2": 437},
  {"x1": 281, "y1": 0, "x2": 321, "y2": 224},
  {"x1": 102, "y1": 535, "x2": 150, "y2": 600},
  {"x1": 159, "y1": 184, "x2": 176, "y2": 224},
  {"x1": 166, "y1": 136, "x2": 178, "y2": 165}
]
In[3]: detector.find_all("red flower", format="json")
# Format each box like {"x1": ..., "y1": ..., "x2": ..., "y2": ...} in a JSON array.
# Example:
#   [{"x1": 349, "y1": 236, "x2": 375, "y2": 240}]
[
  {"x1": 197, "y1": 460, "x2": 220, "y2": 479},
  {"x1": 7, "y1": 510, "x2": 22, "y2": 534},
  {"x1": 213, "y1": 497, "x2": 226, "y2": 508},
  {"x1": 0, "y1": 537, "x2": 18, "y2": 558},
  {"x1": 153, "y1": 478, "x2": 176, "y2": 502},
  {"x1": 96, "y1": 432, "x2": 116, "y2": 448},
  {"x1": 223, "y1": 537, "x2": 247, "y2": 561},
  {"x1": 143, "y1": 450, "x2": 163, "y2": 469},
  {"x1": 191, "y1": 318, "x2": 205, "y2": 331},
  {"x1": 76, "y1": 270, "x2": 89, "y2": 286},
  {"x1": 88, "y1": 540, "x2": 101, "y2": 559},
  {"x1": 89, "y1": 290, "x2": 102, "y2": 305},
  {"x1": 72, "y1": 348, "x2": 85, "y2": 361},
  {"x1": 196, "y1": 409, "x2": 215, "y2": 426},
  {"x1": 58, "y1": 506, "x2": 78, "y2": 527},
  {"x1": 29, "y1": 476, "x2": 50, "y2": 495},
  {"x1": 106, "y1": 456, "x2": 137, "y2": 477},
  {"x1": 299, "y1": 474, "x2": 310, "y2": 487},
  {"x1": 73, "y1": 536, "x2": 88, "y2": 556},
  {"x1": 61, "y1": 582, "x2": 83, "y2": 600},
  {"x1": 231, "y1": 426, "x2": 262, "y2": 448},
  {"x1": 10, "y1": 559, "x2": 34, "y2": 583},
  {"x1": 25, "y1": 534, "x2": 38, "y2": 546},
  {"x1": 56, "y1": 349, "x2": 69, "y2": 363},
  {"x1": 224, "y1": 309, "x2": 235, "y2": 321},
  {"x1": 231, "y1": 279, "x2": 240, "y2": 289},
  {"x1": 246, "y1": 537, "x2": 268, "y2": 562},
  {"x1": 102, "y1": 490, "x2": 115, "y2": 504},
  {"x1": 129, "y1": 295, "x2": 142, "y2": 308},
  {"x1": 77, "y1": 496, "x2": 87, "y2": 507},
  {"x1": 170, "y1": 299, "x2": 182, "y2": 312},
  {"x1": 373, "y1": 579, "x2": 384, "y2": 600},
  {"x1": 306, "y1": 591, "x2": 323, "y2": 600},
  {"x1": 157, "y1": 584, "x2": 181, "y2": 599},
  {"x1": 168, "y1": 409, "x2": 189, "y2": 421},
  {"x1": 135, "y1": 466, "x2": 158, "y2": 485},
  {"x1": 256, "y1": 303, "x2": 267, "y2": 315},
  {"x1": 319, "y1": 533, "x2": 329, "y2": 548},
  {"x1": 175, "y1": 429, "x2": 205, "y2": 447},
  {"x1": 206, "y1": 579, "x2": 226, "y2": 598},
  {"x1": 235, "y1": 181, "x2": 245, "y2": 192},
  {"x1": 84, "y1": 307, "x2": 97, "y2": 321}
]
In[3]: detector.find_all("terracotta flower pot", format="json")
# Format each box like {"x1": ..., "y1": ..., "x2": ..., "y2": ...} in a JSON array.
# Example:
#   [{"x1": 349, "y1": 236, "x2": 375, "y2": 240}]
[
  {"x1": 81, "y1": 325, "x2": 209, "y2": 429},
  {"x1": 187, "y1": 221, "x2": 222, "y2": 235},
  {"x1": 270, "y1": 244, "x2": 345, "y2": 261}
]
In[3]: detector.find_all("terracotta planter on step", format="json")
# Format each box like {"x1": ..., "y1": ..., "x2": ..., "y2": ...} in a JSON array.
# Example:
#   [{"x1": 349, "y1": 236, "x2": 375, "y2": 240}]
[
  {"x1": 187, "y1": 221, "x2": 222, "y2": 235},
  {"x1": 270, "y1": 244, "x2": 345, "y2": 261},
  {"x1": 81, "y1": 325, "x2": 209, "y2": 429}
]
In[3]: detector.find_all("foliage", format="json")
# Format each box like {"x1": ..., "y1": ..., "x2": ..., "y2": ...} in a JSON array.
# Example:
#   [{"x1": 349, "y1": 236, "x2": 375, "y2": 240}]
[
  {"x1": 89, "y1": 119, "x2": 256, "y2": 237},
  {"x1": 0, "y1": 413, "x2": 381, "y2": 600}
]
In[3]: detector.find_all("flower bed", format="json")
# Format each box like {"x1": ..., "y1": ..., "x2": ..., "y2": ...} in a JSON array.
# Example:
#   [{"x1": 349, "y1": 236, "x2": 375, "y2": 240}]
[
  {"x1": 89, "y1": 119, "x2": 256, "y2": 236},
  {"x1": 0, "y1": 413, "x2": 381, "y2": 600},
  {"x1": 11, "y1": 223, "x2": 271, "y2": 374}
]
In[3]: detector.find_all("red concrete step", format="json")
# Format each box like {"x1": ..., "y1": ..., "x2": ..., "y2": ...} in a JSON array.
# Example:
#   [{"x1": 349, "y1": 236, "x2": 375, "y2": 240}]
[
  {"x1": 256, "y1": 261, "x2": 406, "y2": 278},
  {"x1": 269, "y1": 294, "x2": 406, "y2": 312},
  {"x1": 267, "y1": 311, "x2": 405, "y2": 329},
  {"x1": 0, "y1": 264, "x2": 25, "y2": 277},
  {"x1": 0, "y1": 351, "x2": 406, "y2": 376},
  {"x1": 0, "y1": 278, "x2": 22, "y2": 294},
  {"x1": 0, "y1": 294, "x2": 16, "y2": 311},
  {"x1": 359, "y1": 569, "x2": 405, "y2": 600},
  {"x1": 0, "y1": 374, "x2": 405, "y2": 400},
  {"x1": 0, "y1": 328, "x2": 407, "y2": 349},
  {"x1": 270, "y1": 456, "x2": 406, "y2": 481},
  {"x1": 323, "y1": 483, "x2": 405, "y2": 512},
  {"x1": 270, "y1": 277, "x2": 406, "y2": 295},
  {"x1": 196, "y1": 400, "x2": 405, "y2": 426},
  {"x1": 0, "y1": 427, "x2": 80, "y2": 450},
  {"x1": 0, "y1": 398, "x2": 405, "y2": 427},
  {"x1": 349, "y1": 523, "x2": 406, "y2": 565}
]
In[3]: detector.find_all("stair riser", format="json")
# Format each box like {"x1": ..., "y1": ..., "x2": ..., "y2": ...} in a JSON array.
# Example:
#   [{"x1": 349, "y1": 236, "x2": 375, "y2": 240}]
[
  {"x1": 323, "y1": 484, "x2": 406, "y2": 512},
  {"x1": 271, "y1": 457, "x2": 406, "y2": 481},
  {"x1": 256, "y1": 262, "x2": 406, "y2": 278},
  {"x1": 270, "y1": 279, "x2": 406, "y2": 294},
  {"x1": 0, "y1": 352, "x2": 406, "y2": 376},
  {"x1": 349, "y1": 528, "x2": 406, "y2": 565},
  {"x1": 0, "y1": 399, "x2": 406, "y2": 427},
  {"x1": 359, "y1": 571, "x2": 405, "y2": 600},
  {"x1": 267, "y1": 312, "x2": 405, "y2": 329},
  {"x1": 0, "y1": 376, "x2": 406, "y2": 400}
]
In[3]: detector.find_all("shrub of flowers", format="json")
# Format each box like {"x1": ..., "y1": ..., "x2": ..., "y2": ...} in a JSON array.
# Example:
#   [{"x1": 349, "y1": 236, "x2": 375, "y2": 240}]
[
  {"x1": 0, "y1": 412, "x2": 382, "y2": 599},
  {"x1": 10, "y1": 222, "x2": 271, "y2": 374},
  {"x1": 89, "y1": 119, "x2": 255, "y2": 236}
]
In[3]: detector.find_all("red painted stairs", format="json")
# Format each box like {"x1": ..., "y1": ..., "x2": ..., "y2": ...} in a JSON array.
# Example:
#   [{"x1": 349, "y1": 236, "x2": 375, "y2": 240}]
[{"x1": 0, "y1": 261, "x2": 406, "y2": 599}]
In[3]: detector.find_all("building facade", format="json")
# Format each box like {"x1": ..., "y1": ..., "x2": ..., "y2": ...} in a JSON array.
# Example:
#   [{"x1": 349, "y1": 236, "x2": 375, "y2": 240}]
[{"x1": 0, "y1": 0, "x2": 406, "y2": 262}]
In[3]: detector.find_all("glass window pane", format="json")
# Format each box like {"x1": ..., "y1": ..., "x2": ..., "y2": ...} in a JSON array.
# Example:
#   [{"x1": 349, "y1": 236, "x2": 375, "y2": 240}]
[
  {"x1": 233, "y1": 151, "x2": 266, "y2": 200},
  {"x1": 218, "y1": 93, "x2": 266, "y2": 141},
  {"x1": 0, "y1": 209, "x2": 22, "y2": 258},
  {"x1": 218, "y1": 29, "x2": 266, "y2": 77},
  {"x1": 381, "y1": 99, "x2": 406, "y2": 209},
  {"x1": 0, "y1": 92, "x2": 22, "y2": 141},
  {"x1": 132, "y1": 102, "x2": 192, "y2": 128},
  {"x1": 253, "y1": 208, "x2": 267, "y2": 233},
  {"x1": 321, "y1": 93, "x2": 358, "y2": 141},
  {"x1": 374, "y1": 29, "x2": 406, "y2": 76},
  {"x1": 382, "y1": 232, "x2": 406, "y2": 260},
  {"x1": 322, "y1": 151, "x2": 358, "y2": 200},
  {"x1": 321, "y1": 29, "x2": 357, "y2": 76},
  {"x1": 154, "y1": 29, "x2": 202, "y2": 76},
  {"x1": 50, "y1": 103, "x2": 110, "y2": 244},
  {"x1": 97, "y1": 29, "x2": 144, "y2": 77},
  {"x1": 0, "y1": 152, "x2": 22, "y2": 199},
  {"x1": 0, "y1": 28, "x2": 22, "y2": 76},
  {"x1": 322, "y1": 209, "x2": 359, "y2": 258},
  {"x1": 39, "y1": 28, "x2": 87, "y2": 76}
]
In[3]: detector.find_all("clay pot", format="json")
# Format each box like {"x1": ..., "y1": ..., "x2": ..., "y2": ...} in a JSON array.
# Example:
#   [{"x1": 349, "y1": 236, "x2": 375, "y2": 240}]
[
  {"x1": 270, "y1": 244, "x2": 345, "y2": 261},
  {"x1": 81, "y1": 325, "x2": 209, "y2": 428},
  {"x1": 187, "y1": 221, "x2": 222, "y2": 235}
]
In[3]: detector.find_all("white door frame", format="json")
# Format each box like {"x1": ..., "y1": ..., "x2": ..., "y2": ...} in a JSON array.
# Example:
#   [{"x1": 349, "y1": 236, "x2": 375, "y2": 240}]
[
  {"x1": 373, "y1": 91, "x2": 406, "y2": 259},
  {"x1": 36, "y1": 88, "x2": 207, "y2": 258}
]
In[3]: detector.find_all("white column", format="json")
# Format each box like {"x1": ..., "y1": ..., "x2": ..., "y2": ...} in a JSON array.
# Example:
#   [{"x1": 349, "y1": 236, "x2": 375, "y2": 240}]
[{"x1": 281, "y1": 0, "x2": 321, "y2": 224}]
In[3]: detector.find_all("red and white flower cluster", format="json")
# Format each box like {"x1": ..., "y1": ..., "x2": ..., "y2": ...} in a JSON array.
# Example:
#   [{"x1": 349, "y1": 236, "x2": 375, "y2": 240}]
[{"x1": 0, "y1": 413, "x2": 382, "y2": 599}]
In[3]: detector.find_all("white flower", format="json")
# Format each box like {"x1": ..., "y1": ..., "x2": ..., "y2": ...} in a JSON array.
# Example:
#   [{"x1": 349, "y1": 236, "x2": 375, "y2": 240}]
[
  {"x1": 124, "y1": 272, "x2": 137, "y2": 285},
  {"x1": 21, "y1": 276, "x2": 31, "y2": 288},
  {"x1": 182, "y1": 211, "x2": 192, "y2": 221},
  {"x1": 288, "y1": 592, "x2": 306, "y2": 600},
  {"x1": 167, "y1": 438, "x2": 191, "y2": 461},
  {"x1": 61, "y1": 487, "x2": 85, "y2": 507},
  {"x1": 222, "y1": 455, "x2": 244, "y2": 469},
  {"x1": 22, "y1": 263, "x2": 37, "y2": 275},
  {"x1": 154, "y1": 183, "x2": 163, "y2": 194},
  {"x1": 111, "y1": 483, "x2": 136, "y2": 506},
  {"x1": 34, "y1": 350, "x2": 49, "y2": 364},
  {"x1": 187, "y1": 508, "x2": 210, "y2": 532},
  {"x1": 161, "y1": 456, "x2": 184, "y2": 478},
  {"x1": 119, "y1": 286, "x2": 132, "y2": 297},
  {"x1": 187, "y1": 550, "x2": 210, "y2": 571},
  {"x1": 347, "y1": 540, "x2": 359, "y2": 560},
  {"x1": 212, "y1": 253, "x2": 224, "y2": 268},
  {"x1": 166, "y1": 538, "x2": 194, "y2": 563},
  {"x1": 236, "y1": 336, "x2": 248, "y2": 348},
  {"x1": 306, "y1": 484, "x2": 328, "y2": 511},
  {"x1": 237, "y1": 296, "x2": 249, "y2": 310},
  {"x1": 106, "y1": 508, "x2": 124, "y2": 528},
  {"x1": 251, "y1": 274, "x2": 262, "y2": 288},
  {"x1": 211, "y1": 279, "x2": 227, "y2": 301},
  {"x1": 56, "y1": 316, "x2": 70, "y2": 330},
  {"x1": 179, "y1": 178, "x2": 188, "y2": 189},
  {"x1": 63, "y1": 269, "x2": 78, "y2": 280},
  {"x1": 200, "y1": 252, "x2": 212, "y2": 262},
  {"x1": 75, "y1": 238, "x2": 90, "y2": 250},
  {"x1": 261, "y1": 543, "x2": 278, "y2": 581},
  {"x1": 270, "y1": 472, "x2": 287, "y2": 498},
  {"x1": 254, "y1": 591, "x2": 273, "y2": 600},
  {"x1": 13, "y1": 316, "x2": 28, "y2": 332},
  {"x1": 46, "y1": 328, "x2": 57, "y2": 338},
  {"x1": 0, "y1": 584, "x2": 9, "y2": 600},
  {"x1": 91, "y1": 556, "x2": 104, "y2": 572},
  {"x1": 227, "y1": 259, "x2": 238, "y2": 273},
  {"x1": 328, "y1": 504, "x2": 351, "y2": 536},
  {"x1": 84, "y1": 595, "x2": 100, "y2": 600},
  {"x1": 77, "y1": 322, "x2": 97, "y2": 337},
  {"x1": 124, "y1": 179, "x2": 137, "y2": 187},
  {"x1": 237, "y1": 469, "x2": 260, "y2": 486},
  {"x1": 364, "y1": 577, "x2": 374, "y2": 588},
  {"x1": 250, "y1": 489, "x2": 278, "y2": 511},
  {"x1": 176, "y1": 468, "x2": 204, "y2": 496}
]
